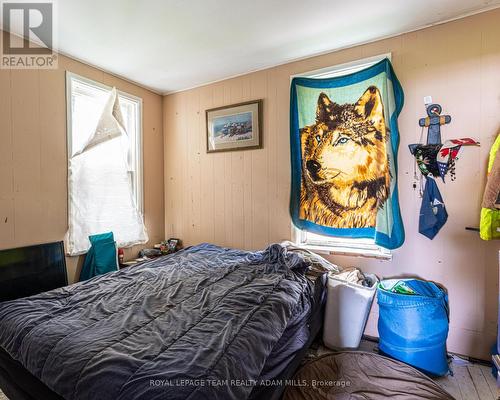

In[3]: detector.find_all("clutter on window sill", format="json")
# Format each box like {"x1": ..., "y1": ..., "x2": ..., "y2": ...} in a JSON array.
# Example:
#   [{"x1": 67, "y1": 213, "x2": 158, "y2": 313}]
[{"x1": 118, "y1": 238, "x2": 184, "y2": 269}]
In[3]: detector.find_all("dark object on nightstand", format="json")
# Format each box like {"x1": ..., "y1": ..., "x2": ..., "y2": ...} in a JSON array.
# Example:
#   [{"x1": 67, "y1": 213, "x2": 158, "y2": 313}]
[
  {"x1": 158, "y1": 238, "x2": 183, "y2": 255},
  {"x1": 167, "y1": 238, "x2": 182, "y2": 253},
  {"x1": 139, "y1": 248, "x2": 162, "y2": 258}
]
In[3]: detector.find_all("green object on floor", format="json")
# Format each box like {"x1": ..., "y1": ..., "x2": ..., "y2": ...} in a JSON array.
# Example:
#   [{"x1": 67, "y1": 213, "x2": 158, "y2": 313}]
[
  {"x1": 378, "y1": 280, "x2": 417, "y2": 295},
  {"x1": 78, "y1": 232, "x2": 118, "y2": 281},
  {"x1": 391, "y1": 281, "x2": 417, "y2": 295}
]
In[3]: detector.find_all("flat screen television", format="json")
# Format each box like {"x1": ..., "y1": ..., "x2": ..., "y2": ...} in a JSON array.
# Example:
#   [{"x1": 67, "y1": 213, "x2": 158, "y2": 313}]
[{"x1": 0, "y1": 241, "x2": 67, "y2": 302}]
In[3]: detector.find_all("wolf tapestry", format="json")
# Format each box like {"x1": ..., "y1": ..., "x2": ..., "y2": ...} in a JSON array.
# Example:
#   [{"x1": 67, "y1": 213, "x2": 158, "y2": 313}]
[{"x1": 290, "y1": 59, "x2": 404, "y2": 249}]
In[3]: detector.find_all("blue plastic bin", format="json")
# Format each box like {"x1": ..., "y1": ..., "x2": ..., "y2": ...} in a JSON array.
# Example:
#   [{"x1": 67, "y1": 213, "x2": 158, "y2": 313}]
[{"x1": 377, "y1": 279, "x2": 450, "y2": 376}]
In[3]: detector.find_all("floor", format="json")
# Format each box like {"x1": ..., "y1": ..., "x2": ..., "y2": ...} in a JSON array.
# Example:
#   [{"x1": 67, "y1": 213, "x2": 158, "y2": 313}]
[
  {"x1": 304, "y1": 339, "x2": 499, "y2": 400},
  {"x1": 433, "y1": 358, "x2": 498, "y2": 400},
  {"x1": 0, "y1": 341, "x2": 498, "y2": 400}
]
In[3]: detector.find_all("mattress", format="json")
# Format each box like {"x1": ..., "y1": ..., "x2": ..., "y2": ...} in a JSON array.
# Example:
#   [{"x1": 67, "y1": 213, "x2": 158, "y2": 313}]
[{"x1": 0, "y1": 243, "x2": 326, "y2": 400}]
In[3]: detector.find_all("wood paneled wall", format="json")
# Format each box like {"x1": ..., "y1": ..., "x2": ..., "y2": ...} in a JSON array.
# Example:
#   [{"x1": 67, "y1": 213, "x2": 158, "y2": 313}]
[
  {"x1": 164, "y1": 9, "x2": 500, "y2": 360},
  {"x1": 0, "y1": 31, "x2": 164, "y2": 283}
]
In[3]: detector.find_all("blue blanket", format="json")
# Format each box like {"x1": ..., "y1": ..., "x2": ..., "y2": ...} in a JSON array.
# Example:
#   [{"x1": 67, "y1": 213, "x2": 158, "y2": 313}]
[{"x1": 0, "y1": 244, "x2": 314, "y2": 400}]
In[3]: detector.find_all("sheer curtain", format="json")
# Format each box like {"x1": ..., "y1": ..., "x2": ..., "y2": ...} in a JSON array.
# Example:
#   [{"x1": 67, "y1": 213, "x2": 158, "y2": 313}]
[{"x1": 66, "y1": 88, "x2": 148, "y2": 255}]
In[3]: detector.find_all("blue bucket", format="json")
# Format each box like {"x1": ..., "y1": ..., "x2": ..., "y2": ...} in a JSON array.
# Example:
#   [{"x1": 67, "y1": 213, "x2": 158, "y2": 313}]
[{"x1": 377, "y1": 279, "x2": 450, "y2": 376}]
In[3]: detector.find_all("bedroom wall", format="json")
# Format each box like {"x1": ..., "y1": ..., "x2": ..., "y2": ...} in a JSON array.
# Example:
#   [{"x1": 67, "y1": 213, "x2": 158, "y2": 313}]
[
  {"x1": 0, "y1": 30, "x2": 165, "y2": 283},
  {"x1": 163, "y1": 9, "x2": 500, "y2": 360}
]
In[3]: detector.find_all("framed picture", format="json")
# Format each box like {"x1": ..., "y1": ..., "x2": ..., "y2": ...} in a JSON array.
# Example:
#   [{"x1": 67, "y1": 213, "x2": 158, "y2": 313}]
[{"x1": 206, "y1": 100, "x2": 262, "y2": 153}]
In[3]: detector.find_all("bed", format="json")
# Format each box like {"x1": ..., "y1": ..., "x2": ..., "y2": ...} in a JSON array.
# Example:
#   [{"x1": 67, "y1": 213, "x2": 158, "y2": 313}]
[{"x1": 0, "y1": 243, "x2": 327, "y2": 400}]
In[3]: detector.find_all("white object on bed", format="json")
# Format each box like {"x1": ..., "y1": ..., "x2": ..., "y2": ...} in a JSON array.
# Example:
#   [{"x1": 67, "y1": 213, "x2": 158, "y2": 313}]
[{"x1": 281, "y1": 240, "x2": 341, "y2": 275}]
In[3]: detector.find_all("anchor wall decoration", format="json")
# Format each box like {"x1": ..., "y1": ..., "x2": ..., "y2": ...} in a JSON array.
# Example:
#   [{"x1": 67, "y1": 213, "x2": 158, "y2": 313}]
[
  {"x1": 409, "y1": 103, "x2": 479, "y2": 182},
  {"x1": 409, "y1": 102, "x2": 479, "y2": 240},
  {"x1": 419, "y1": 103, "x2": 451, "y2": 145}
]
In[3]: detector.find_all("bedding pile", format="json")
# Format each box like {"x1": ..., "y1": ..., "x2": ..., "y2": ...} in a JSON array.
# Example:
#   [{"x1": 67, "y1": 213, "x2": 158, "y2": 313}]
[
  {"x1": 283, "y1": 351, "x2": 454, "y2": 400},
  {"x1": 281, "y1": 242, "x2": 372, "y2": 286},
  {"x1": 280, "y1": 241, "x2": 340, "y2": 278},
  {"x1": 0, "y1": 244, "x2": 319, "y2": 400}
]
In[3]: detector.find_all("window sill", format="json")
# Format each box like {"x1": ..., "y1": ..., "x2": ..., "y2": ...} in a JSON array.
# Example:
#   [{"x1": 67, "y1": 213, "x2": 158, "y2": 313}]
[{"x1": 297, "y1": 243, "x2": 392, "y2": 260}]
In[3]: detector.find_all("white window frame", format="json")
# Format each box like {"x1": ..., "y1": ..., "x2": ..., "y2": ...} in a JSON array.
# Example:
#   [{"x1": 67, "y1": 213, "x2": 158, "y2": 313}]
[
  {"x1": 65, "y1": 72, "x2": 144, "y2": 216},
  {"x1": 291, "y1": 53, "x2": 392, "y2": 260}
]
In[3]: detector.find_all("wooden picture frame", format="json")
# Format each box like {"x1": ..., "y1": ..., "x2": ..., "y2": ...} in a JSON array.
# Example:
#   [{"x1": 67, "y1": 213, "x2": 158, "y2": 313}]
[{"x1": 206, "y1": 99, "x2": 263, "y2": 153}]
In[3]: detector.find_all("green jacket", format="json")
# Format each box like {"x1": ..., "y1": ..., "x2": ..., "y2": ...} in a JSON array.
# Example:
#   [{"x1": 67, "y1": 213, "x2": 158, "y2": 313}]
[{"x1": 480, "y1": 134, "x2": 500, "y2": 240}]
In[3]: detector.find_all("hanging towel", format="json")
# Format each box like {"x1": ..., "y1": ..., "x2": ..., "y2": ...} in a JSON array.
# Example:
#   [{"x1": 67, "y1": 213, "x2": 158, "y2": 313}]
[
  {"x1": 419, "y1": 177, "x2": 448, "y2": 240},
  {"x1": 289, "y1": 58, "x2": 405, "y2": 249},
  {"x1": 79, "y1": 232, "x2": 118, "y2": 281},
  {"x1": 480, "y1": 133, "x2": 500, "y2": 240}
]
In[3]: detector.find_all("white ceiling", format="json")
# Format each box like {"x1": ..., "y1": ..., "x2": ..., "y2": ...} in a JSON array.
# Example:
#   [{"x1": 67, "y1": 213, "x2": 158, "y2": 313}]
[{"x1": 5, "y1": 0, "x2": 500, "y2": 94}]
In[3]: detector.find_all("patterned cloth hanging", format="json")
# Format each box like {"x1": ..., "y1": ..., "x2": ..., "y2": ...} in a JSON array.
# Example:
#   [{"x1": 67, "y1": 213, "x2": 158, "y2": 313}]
[
  {"x1": 419, "y1": 177, "x2": 448, "y2": 239},
  {"x1": 410, "y1": 138, "x2": 479, "y2": 182},
  {"x1": 411, "y1": 144, "x2": 442, "y2": 178},
  {"x1": 290, "y1": 59, "x2": 405, "y2": 250},
  {"x1": 436, "y1": 138, "x2": 479, "y2": 181}
]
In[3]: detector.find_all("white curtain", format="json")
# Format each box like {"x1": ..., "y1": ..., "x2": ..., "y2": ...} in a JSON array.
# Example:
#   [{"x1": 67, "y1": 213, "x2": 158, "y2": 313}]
[{"x1": 66, "y1": 88, "x2": 148, "y2": 255}]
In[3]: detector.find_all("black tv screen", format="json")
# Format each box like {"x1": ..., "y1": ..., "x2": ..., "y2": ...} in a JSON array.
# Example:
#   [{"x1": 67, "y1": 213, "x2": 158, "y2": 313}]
[{"x1": 0, "y1": 241, "x2": 67, "y2": 302}]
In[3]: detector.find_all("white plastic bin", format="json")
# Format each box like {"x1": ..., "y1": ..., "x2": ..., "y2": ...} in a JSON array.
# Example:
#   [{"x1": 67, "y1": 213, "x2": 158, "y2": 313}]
[{"x1": 323, "y1": 273, "x2": 378, "y2": 349}]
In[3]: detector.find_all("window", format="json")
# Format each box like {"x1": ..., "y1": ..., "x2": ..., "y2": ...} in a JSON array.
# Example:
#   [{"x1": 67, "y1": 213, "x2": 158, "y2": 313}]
[
  {"x1": 66, "y1": 72, "x2": 144, "y2": 213},
  {"x1": 66, "y1": 72, "x2": 147, "y2": 255},
  {"x1": 291, "y1": 53, "x2": 392, "y2": 259},
  {"x1": 293, "y1": 229, "x2": 392, "y2": 259}
]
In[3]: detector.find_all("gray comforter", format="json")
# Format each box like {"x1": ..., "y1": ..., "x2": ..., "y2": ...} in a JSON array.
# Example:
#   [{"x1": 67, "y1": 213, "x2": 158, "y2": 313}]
[{"x1": 0, "y1": 243, "x2": 314, "y2": 400}]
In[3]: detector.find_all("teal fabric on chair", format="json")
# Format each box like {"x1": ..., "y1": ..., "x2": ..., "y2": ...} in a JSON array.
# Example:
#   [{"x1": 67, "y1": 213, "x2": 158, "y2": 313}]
[{"x1": 79, "y1": 232, "x2": 118, "y2": 281}]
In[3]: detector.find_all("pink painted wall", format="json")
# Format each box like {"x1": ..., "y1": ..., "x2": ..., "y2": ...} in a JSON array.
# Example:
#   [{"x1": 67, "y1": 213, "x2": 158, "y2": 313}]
[{"x1": 163, "y1": 9, "x2": 500, "y2": 360}]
